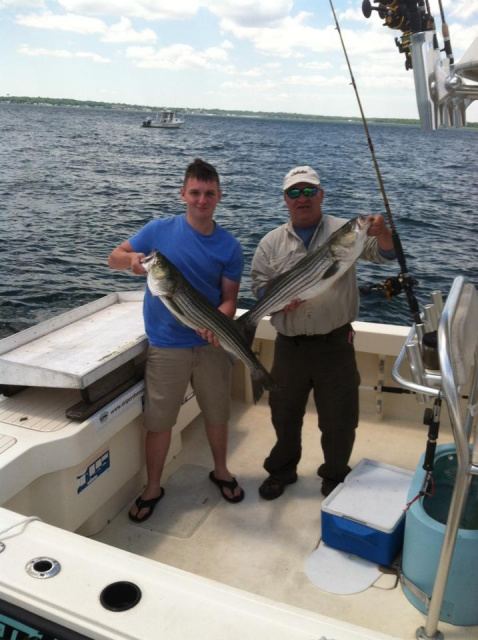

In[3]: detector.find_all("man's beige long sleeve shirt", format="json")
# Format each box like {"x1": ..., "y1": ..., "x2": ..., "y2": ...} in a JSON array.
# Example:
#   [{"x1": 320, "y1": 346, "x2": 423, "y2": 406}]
[{"x1": 251, "y1": 214, "x2": 394, "y2": 336}]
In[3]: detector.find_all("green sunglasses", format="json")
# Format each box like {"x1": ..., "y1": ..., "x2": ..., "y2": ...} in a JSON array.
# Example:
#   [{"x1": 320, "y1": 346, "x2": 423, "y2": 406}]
[{"x1": 286, "y1": 187, "x2": 319, "y2": 199}]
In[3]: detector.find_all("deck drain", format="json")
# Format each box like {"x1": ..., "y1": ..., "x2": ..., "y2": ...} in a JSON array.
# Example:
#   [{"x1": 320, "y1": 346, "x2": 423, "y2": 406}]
[
  {"x1": 25, "y1": 557, "x2": 61, "y2": 579},
  {"x1": 100, "y1": 581, "x2": 142, "y2": 611}
]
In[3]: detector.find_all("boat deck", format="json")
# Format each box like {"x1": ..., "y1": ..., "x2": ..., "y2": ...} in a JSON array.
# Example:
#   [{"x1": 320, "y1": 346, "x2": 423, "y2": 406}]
[
  {"x1": 1, "y1": 295, "x2": 476, "y2": 639},
  {"x1": 92, "y1": 393, "x2": 477, "y2": 640}
]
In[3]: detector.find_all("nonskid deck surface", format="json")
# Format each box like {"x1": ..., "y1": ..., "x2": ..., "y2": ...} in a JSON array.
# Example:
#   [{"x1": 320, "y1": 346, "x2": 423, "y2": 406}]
[{"x1": 92, "y1": 396, "x2": 477, "y2": 640}]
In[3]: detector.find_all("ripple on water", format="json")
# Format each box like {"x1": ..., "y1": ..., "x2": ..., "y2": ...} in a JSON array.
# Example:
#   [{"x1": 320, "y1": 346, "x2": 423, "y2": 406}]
[{"x1": 0, "y1": 104, "x2": 477, "y2": 337}]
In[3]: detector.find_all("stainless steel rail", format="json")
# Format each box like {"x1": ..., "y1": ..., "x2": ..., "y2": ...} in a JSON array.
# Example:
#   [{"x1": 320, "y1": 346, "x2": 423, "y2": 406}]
[
  {"x1": 392, "y1": 276, "x2": 478, "y2": 640},
  {"x1": 411, "y1": 32, "x2": 478, "y2": 131}
]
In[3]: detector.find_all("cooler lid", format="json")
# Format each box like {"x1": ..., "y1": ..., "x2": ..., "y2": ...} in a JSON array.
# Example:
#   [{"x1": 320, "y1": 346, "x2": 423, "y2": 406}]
[{"x1": 321, "y1": 458, "x2": 413, "y2": 533}]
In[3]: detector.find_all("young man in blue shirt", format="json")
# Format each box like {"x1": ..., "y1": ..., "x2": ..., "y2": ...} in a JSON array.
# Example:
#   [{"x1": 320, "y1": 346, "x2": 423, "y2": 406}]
[{"x1": 108, "y1": 158, "x2": 244, "y2": 522}]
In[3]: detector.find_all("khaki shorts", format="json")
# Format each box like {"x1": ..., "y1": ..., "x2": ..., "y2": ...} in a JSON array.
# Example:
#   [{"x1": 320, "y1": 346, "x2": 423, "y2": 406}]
[{"x1": 143, "y1": 344, "x2": 232, "y2": 432}]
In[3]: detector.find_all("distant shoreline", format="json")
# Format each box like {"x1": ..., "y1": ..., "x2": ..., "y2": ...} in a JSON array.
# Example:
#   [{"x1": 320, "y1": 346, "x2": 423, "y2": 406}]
[{"x1": 1, "y1": 95, "x2": 477, "y2": 128}]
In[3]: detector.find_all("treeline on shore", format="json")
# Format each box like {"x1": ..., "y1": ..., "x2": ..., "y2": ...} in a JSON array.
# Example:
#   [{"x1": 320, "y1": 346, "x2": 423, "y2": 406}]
[
  {"x1": 1, "y1": 95, "x2": 477, "y2": 128},
  {"x1": 0, "y1": 95, "x2": 419, "y2": 125}
]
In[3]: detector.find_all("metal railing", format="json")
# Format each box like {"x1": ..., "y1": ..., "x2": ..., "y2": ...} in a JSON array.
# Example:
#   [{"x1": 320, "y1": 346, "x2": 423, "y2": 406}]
[{"x1": 392, "y1": 276, "x2": 478, "y2": 640}]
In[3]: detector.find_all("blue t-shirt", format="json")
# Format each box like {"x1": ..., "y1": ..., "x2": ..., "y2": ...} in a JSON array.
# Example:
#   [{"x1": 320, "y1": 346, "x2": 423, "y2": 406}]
[{"x1": 129, "y1": 214, "x2": 243, "y2": 347}]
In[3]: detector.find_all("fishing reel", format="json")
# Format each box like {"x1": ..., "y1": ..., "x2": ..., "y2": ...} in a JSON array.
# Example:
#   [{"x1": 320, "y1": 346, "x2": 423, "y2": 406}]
[
  {"x1": 362, "y1": 0, "x2": 434, "y2": 69},
  {"x1": 362, "y1": 0, "x2": 410, "y2": 30},
  {"x1": 360, "y1": 273, "x2": 418, "y2": 300},
  {"x1": 395, "y1": 32, "x2": 413, "y2": 70}
]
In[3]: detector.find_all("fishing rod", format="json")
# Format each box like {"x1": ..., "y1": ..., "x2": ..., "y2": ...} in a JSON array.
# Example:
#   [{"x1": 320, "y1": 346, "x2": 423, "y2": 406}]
[
  {"x1": 437, "y1": 0, "x2": 454, "y2": 65},
  {"x1": 328, "y1": 0, "x2": 421, "y2": 324}
]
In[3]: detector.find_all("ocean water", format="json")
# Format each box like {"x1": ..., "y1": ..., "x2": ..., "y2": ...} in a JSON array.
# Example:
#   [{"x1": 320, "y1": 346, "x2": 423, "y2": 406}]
[{"x1": 0, "y1": 103, "x2": 477, "y2": 339}]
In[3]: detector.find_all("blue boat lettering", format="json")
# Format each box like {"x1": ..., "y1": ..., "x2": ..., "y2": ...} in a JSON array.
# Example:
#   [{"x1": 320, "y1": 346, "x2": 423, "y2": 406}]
[
  {"x1": 76, "y1": 451, "x2": 110, "y2": 494},
  {"x1": 0, "y1": 615, "x2": 43, "y2": 639}
]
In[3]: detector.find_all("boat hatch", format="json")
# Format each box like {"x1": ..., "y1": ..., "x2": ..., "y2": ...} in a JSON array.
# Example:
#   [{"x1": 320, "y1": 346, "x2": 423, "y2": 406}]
[{"x1": 0, "y1": 292, "x2": 147, "y2": 419}]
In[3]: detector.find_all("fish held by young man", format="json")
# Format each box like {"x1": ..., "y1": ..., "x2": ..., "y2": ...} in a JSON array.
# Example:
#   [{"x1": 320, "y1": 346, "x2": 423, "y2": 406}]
[
  {"x1": 237, "y1": 216, "x2": 371, "y2": 345},
  {"x1": 142, "y1": 250, "x2": 278, "y2": 403}
]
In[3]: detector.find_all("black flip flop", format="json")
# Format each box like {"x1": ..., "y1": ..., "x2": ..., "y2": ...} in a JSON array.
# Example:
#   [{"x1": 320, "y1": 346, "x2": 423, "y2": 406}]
[
  {"x1": 209, "y1": 471, "x2": 245, "y2": 504},
  {"x1": 128, "y1": 487, "x2": 165, "y2": 523}
]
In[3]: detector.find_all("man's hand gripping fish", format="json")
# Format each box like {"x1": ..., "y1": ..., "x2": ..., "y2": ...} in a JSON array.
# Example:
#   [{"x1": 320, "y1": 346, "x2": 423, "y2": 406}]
[{"x1": 236, "y1": 216, "x2": 371, "y2": 345}]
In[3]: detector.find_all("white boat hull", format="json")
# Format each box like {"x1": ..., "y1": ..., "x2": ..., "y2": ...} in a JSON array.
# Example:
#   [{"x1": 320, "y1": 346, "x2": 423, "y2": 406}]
[{"x1": 0, "y1": 292, "x2": 476, "y2": 640}]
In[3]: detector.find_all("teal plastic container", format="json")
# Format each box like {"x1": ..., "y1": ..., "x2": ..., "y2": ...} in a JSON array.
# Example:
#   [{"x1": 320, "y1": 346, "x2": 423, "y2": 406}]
[{"x1": 401, "y1": 443, "x2": 478, "y2": 626}]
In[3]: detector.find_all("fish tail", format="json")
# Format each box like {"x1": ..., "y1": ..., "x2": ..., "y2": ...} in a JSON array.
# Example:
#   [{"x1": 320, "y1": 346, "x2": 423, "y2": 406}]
[
  {"x1": 251, "y1": 369, "x2": 280, "y2": 404},
  {"x1": 235, "y1": 314, "x2": 258, "y2": 347}
]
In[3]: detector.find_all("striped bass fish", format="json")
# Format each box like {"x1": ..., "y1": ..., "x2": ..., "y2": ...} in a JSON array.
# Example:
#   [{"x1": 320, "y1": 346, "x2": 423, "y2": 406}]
[
  {"x1": 237, "y1": 216, "x2": 371, "y2": 345},
  {"x1": 142, "y1": 250, "x2": 278, "y2": 403}
]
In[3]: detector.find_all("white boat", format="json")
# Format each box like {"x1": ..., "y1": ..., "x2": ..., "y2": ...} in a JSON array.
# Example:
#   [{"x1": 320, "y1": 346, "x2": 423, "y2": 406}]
[
  {"x1": 142, "y1": 110, "x2": 184, "y2": 129},
  {"x1": 0, "y1": 275, "x2": 477, "y2": 640}
]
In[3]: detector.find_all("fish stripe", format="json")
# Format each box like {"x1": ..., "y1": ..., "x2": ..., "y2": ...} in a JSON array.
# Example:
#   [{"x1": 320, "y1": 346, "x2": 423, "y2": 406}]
[
  {"x1": 144, "y1": 253, "x2": 277, "y2": 403},
  {"x1": 238, "y1": 216, "x2": 370, "y2": 337}
]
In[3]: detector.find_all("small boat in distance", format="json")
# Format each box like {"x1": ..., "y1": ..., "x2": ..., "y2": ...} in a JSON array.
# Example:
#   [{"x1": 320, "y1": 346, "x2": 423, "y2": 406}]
[{"x1": 142, "y1": 110, "x2": 184, "y2": 129}]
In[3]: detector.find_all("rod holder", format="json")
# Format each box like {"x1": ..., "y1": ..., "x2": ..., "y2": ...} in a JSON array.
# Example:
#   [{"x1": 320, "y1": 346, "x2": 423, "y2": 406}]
[
  {"x1": 424, "y1": 304, "x2": 439, "y2": 332},
  {"x1": 416, "y1": 322, "x2": 425, "y2": 345},
  {"x1": 430, "y1": 290, "x2": 444, "y2": 316},
  {"x1": 406, "y1": 341, "x2": 430, "y2": 404}
]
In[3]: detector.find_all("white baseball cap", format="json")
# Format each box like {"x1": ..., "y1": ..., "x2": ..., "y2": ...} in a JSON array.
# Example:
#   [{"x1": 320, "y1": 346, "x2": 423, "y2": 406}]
[{"x1": 283, "y1": 166, "x2": 321, "y2": 191}]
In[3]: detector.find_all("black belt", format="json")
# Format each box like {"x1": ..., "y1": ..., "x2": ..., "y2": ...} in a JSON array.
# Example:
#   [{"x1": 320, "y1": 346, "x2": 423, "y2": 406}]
[{"x1": 277, "y1": 324, "x2": 352, "y2": 342}]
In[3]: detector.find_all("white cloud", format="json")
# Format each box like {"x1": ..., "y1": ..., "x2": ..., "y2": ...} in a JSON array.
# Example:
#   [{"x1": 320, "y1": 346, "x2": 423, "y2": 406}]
[
  {"x1": 75, "y1": 50, "x2": 111, "y2": 62},
  {"x1": 101, "y1": 17, "x2": 156, "y2": 42},
  {"x1": 209, "y1": 0, "x2": 292, "y2": 28},
  {"x1": 202, "y1": 46, "x2": 228, "y2": 61},
  {"x1": 15, "y1": 11, "x2": 157, "y2": 42},
  {"x1": 283, "y1": 74, "x2": 347, "y2": 87},
  {"x1": 449, "y1": 23, "x2": 478, "y2": 58},
  {"x1": 57, "y1": 0, "x2": 206, "y2": 20},
  {"x1": 19, "y1": 43, "x2": 72, "y2": 57},
  {"x1": 0, "y1": 0, "x2": 44, "y2": 8},
  {"x1": 221, "y1": 78, "x2": 276, "y2": 91},
  {"x1": 126, "y1": 42, "x2": 231, "y2": 70},
  {"x1": 212, "y1": 11, "x2": 390, "y2": 60},
  {"x1": 359, "y1": 73, "x2": 414, "y2": 89},
  {"x1": 241, "y1": 67, "x2": 262, "y2": 77},
  {"x1": 351, "y1": 49, "x2": 411, "y2": 78},
  {"x1": 299, "y1": 61, "x2": 333, "y2": 70},
  {"x1": 447, "y1": 0, "x2": 478, "y2": 20},
  {"x1": 216, "y1": 13, "x2": 335, "y2": 58},
  {"x1": 15, "y1": 11, "x2": 105, "y2": 33},
  {"x1": 18, "y1": 42, "x2": 110, "y2": 62},
  {"x1": 338, "y1": 7, "x2": 365, "y2": 22}
]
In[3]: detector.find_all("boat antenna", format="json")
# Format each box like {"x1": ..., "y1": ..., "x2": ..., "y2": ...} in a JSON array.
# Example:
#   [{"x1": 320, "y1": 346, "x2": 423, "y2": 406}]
[{"x1": 328, "y1": 0, "x2": 421, "y2": 324}]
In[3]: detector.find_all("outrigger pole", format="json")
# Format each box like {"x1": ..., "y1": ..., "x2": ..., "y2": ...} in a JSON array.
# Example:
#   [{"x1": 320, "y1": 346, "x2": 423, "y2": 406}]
[{"x1": 328, "y1": 0, "x2": 421, "y2": 325}]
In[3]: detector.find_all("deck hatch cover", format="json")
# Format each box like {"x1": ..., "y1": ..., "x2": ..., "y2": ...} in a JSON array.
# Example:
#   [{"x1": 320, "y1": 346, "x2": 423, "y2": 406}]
[{"x1": 0, "y1": 388, "x2": 78, "y2": 431}]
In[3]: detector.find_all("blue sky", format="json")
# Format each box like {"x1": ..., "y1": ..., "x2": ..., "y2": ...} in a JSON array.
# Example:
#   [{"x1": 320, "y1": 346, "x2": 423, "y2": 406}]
[{"x1": 1, "y1": 0, "x2": 477, "y2": 120}]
